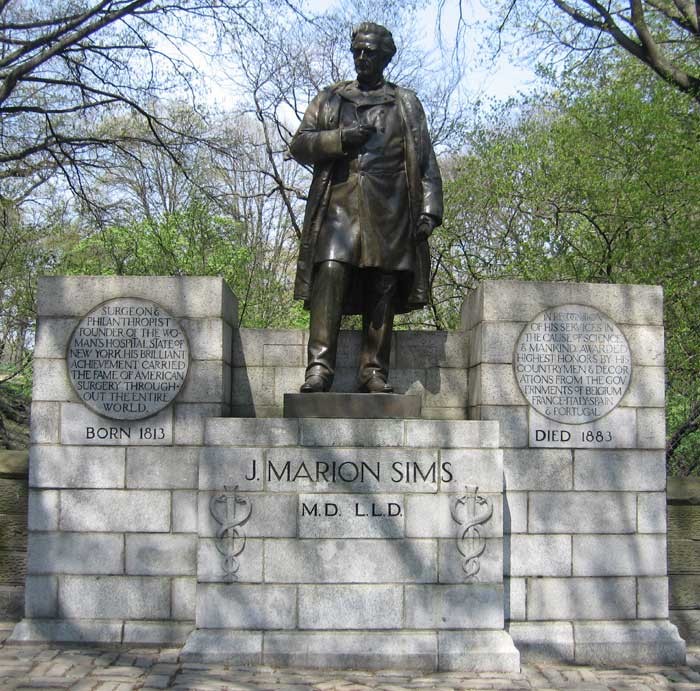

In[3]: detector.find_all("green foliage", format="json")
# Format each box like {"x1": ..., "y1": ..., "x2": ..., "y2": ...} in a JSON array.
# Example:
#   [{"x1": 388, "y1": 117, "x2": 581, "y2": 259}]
[
  {"x1": 440, "y1": 59, "x2": 700, "y2": 474},
  {"x1": 57, "y1": 201, "x2": 303, "y2": 329},
  {"x1": 0, "y1": 367, "x2": 30, "y2": 450}
]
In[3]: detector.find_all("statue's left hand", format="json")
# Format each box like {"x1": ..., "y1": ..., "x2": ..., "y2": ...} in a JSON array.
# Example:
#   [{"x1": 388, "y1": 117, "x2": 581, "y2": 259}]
[{"x1": 415, "y1": 214, "x2": 437, "y2": 243}]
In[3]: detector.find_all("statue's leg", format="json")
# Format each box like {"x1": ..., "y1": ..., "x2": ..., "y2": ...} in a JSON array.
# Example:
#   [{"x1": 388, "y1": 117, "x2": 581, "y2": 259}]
[
  {"x1": 358, "y1": 270, "x2": 397, "y2": 393},
  {"x1": 302, "y1": 260, "x2": 350, "y2": 392}
]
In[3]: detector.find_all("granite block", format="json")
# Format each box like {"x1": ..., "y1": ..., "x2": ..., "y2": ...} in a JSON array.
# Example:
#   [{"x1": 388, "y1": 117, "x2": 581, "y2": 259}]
[
  {"x1": 505, "y1": 577, "x2": 526, "y2": 621},
  {"x1": 298, "y1": 584, "x2": 403, "y2": 629},
  {"x1": 507, "y1": 535, "x2": 571, "y2": 576},
  {"x1": 172, "y1": 577, "x2": 196, "y2": 621},
  {"x1": 180, "y1": 318, "x2": 230, "y2": 362},
  {"x1": 437, "y1": 538, "x2": 503, "y2": 583},
  {"x1": 172, "y1": 491, "x2": 198, "y2": 533},
  {"x1": 527, "y1": 577, "x2": 636, "y2": 620},
  {"x1": 405, "y1": 494, "x2": 502, "y2": 539},
  {"x1": 27, "y1": 489, "x2": 59, "y2": 531},
  {"x1": 572, "y1": 534, "x2": 667, "y2": 576},
  {"x1": 638, "y1": 577, "x2": 669, "y2": 619},
  {"x1": 59, "y1": 575, "x2": 170, "y2": 619},
  {"x1": 404, "y1": 584, "x2": 504, "y2": 629},
  {"x1": 300, "y1": 418, "x2": 404, "y2": 447},
  {"x1": 34, "y1": 318, "x2": 79, "y2": 358},
  {"x1": 198, "y1": 493, "x2": 296, "y2": 538},
  {"x1": 24, "y1": 575, "x2": 58, "y2": 618},
  {"x1": 196, "y1": 583, "x2": 296, "y2": 629},
  {"x1": 174, "y1": 404, "x2": 225, "y2": 445},
  {"x1": 197, "y1": 538, "x2": 262, "y2": 583},
  {"x1": 636, "y1": 408, "x2": 666, "y2": 449},
  {"x1": 60, "y1": 490, "x2": 170, "y2": 532},
  {"x1": 60, "y1": 403, "x2": 173, "y2": 446},
  {"x1": 473, "y1": 406, "x2": 528, "y2": 448},
  {"x1": 123, "y1": 621, "x2": 193, "y2": 645},
  {"x1": 37, "y1": 276, "x2": 237, "y2": 321},
  {"x1": 573, "y1": 621, "x2": 686, "y2": 665},
  {"x1": 463, "y1": 281, "x2": 663, "y2": 326},
  {"x1": 438, "y1": 449, "x2": 503, "y2": 492},
  {"x1": 29, "y1": 402, "x2": 60, "y2": 444},
  {"x1": 264, "y1": 539, "x2": 437, "y2": 583},
  {"x1": 205, "y1": 418, "x2": 299, "y2": 446},
  {"x1": 264, "y1": 447, "x2": 440, "y2": 494},
  {"x1": 28, "y1": 532, "x2": 124, "y2": 575},
  {"x1": 10, "y1": 618, "x2": 123, "y2": 644},
  {"x1": 126, "y1": 534, "x2": 197, "y2": 576},
  {"x1": 574, "y1": 450, "x2": 665, "y2": 491},
  {"x1": 32, "y1": 359, "x2": 78, "y2": 402},
  {"x1": 30, "y1": 446, "x2": 125, "y2": 488},
  {"x1": 126, "y1": 446, "x2": 198, "y2": 489},
  {"x1": 638, "y1": 492, "x2": 667, "y2": 533},
  {"x1": 438, "y1": 630, "x2": 520, "y2": 672},
  {"x1": 298, "y1": 494, "x2": 404, "y2": 538},
  {"x1": 180, "y1": 630, "x2": 262, "y2": 664},
  {"x1": 405, "y1": 419, "x2": 499, "y2": 448},
  {"x1": 508, "y1": 622, "x2": 574, "y2": 662},
  {"x1": 621, "y1": 324, "x2": 665, "y2": 366},
  {"x1": 528, "y1": 492, "x2": 636, "y2": 533},
  {"x1": 503, "y1": 449, "x2": 572, "y2": 491},
  {"x1": 620, "y1": 366, "x2": 665, "y2": 407},
  {"x1": 198, "y1": 447, "x2": 264, "y2": 491}
]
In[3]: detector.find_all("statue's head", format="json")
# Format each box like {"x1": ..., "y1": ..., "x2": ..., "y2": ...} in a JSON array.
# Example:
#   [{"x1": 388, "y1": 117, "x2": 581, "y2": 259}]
[{"x1": 350, "y1": 22, "x2": 396, "y2": 84}]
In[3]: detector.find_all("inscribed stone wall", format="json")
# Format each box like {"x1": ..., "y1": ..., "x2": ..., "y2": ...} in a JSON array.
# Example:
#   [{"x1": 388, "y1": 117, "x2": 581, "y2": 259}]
[
  {"x1": 463, "y1": 280, "x2": 683, "y2": 663},
  {"x1": 11, "y1": 276, "x2": 686, "y2": 666},
  {"x1": 13, "y1": 277, "x2": 236, "y2": 644}
]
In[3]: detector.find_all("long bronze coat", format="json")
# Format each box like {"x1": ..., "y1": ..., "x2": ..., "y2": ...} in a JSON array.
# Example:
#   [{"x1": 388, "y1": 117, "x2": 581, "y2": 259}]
[{"x1": 290, "y1": 80, "x2": 443, "y2": 314}]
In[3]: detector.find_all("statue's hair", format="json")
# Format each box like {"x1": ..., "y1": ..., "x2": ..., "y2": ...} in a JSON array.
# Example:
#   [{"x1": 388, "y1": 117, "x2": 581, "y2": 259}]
[{"x1": 350, "y1": 22, "x2": 396, "y2": 60}]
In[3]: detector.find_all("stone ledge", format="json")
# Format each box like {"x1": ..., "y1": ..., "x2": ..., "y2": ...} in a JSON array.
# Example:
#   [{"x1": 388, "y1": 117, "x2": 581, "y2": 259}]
[
  {"x1": 438, "y1": 630, "x2": 520, "y2": 672},
  {"x1": 284, "y1": 393, "x2": 422, "y2": 419},
  {"x1": 573, "y1": 620, "x2": 686, "y2": 665},
  {"x1": 9, "y1": 618, "x2": 123, "y2": 643},
  {"x1": 263, "y1": 631, "x2": 437, "y2": 670},
  {"x1": 508, "y1": 622, "x2": 574, "y2": 662},
  {"x1": 181, "y1": 629, "x2": 520, "y2": 672}
]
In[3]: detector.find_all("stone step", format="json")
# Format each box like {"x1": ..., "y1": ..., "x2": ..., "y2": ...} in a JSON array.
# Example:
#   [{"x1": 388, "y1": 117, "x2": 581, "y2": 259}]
[{"x1": 204, "y1": 417, "x2": 499, "y2": 448}]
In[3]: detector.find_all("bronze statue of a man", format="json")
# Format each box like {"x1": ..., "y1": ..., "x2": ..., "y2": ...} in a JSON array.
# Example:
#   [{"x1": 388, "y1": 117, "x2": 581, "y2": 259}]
[{"x1": 289, "y1": 22, "x2": 443, "y2": 393}]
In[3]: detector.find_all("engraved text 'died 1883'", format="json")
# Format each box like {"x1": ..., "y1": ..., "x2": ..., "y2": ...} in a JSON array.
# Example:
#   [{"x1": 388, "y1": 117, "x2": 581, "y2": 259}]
[{"x1": 67, "y1": 298, "x2": 190, "y2": 420}]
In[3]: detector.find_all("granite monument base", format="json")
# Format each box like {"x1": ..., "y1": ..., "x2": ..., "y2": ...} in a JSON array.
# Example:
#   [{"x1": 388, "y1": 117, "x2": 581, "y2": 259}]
[
  {"x1": 12, "y1": 276, "x2": 687, "y2": 668},
  {"x1": 183, "y1": 416, "x2": 519, "y2": 672}
]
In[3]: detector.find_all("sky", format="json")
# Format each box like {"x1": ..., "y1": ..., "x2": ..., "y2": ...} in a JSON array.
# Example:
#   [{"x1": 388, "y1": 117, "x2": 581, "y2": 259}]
[{"x1": 300, "y1": 0, "x2": 540, "y2": 102}]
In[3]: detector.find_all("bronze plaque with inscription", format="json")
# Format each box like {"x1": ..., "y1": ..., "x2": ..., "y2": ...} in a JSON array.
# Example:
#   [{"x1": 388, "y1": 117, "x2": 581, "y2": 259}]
[
  {"x1": 67, "y1": 298, "x2": 189, "y2": 420},
  {"x1": 514, "y1": 304, "x2": 632, "y2": 425}
]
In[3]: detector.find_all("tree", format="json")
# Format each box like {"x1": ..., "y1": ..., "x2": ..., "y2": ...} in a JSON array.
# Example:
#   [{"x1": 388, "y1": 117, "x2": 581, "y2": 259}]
[
  {"x1": 0, "y1": 0, "x2": 296, "y2": 204},
  {"x1": 439, "y1": 60, "x2": 700, "y2": 472},
  {"x1": 481, "y1": 1, "x2": 700, "y2": 104}
]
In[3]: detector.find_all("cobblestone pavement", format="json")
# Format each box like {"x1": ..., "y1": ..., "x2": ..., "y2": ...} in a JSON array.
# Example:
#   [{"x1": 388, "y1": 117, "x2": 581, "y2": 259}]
[{"x1": 1, "y1": 626, "x2": 699, "y2": 691}]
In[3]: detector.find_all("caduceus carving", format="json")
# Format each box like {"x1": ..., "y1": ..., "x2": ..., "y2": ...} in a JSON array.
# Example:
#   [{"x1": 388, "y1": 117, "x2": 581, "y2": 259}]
[
  {"x1": 451, "y1": 485, "x2": 493, "y2": 579},
  {"x1": 209, "y1": 485, "x2": 252, "y2": 582}
]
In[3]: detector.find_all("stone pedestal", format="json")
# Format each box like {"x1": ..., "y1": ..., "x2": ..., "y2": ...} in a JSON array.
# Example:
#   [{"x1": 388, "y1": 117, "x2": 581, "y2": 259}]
[
  {"x1": 13, "y1": 276, "x2": 685, "y2": 669},
  {"x1": 284, "y1": 392, "x2": 422, "y2": 419},
  {"x1": 182, "y1": 416, "x2": 520, "y2": 672},
  {"x1": 463, "y1": 280, "x2": 686, "y2": 665}
]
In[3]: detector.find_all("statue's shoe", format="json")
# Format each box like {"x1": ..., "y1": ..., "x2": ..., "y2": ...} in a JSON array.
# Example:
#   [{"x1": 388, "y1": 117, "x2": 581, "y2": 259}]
[
  {"x1": 300, "y1": 374, "x2": 328, "y2": 393},
  {"x1": 362, "y1": 375, "x2": 393, "y2": 394}
]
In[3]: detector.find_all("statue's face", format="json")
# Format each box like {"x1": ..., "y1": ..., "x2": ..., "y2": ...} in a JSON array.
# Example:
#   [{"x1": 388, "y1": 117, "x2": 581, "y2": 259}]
[{"x1": 352, "y1": 36, "x2": 386, "y2": 84}]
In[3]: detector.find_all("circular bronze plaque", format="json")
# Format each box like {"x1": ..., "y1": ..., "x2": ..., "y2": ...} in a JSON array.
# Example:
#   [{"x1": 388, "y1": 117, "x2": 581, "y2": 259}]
[
  {"x1": 514, "y1": 304, "x2": 632, "y2": 424},
  {"x1": 67, "y1": 298, "x2": 190, "y2": 420}
]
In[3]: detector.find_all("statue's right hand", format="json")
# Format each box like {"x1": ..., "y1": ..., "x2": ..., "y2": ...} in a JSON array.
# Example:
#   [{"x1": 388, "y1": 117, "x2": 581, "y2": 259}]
[{"x1": 341, "y1": 124, "x2": 376, "y2": 148}]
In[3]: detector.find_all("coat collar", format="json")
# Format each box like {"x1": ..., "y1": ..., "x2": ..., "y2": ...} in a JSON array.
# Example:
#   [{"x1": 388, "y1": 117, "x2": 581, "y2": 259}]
[{"x1": 337, "y1": 80, "x2": 397, "y2": 107}]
